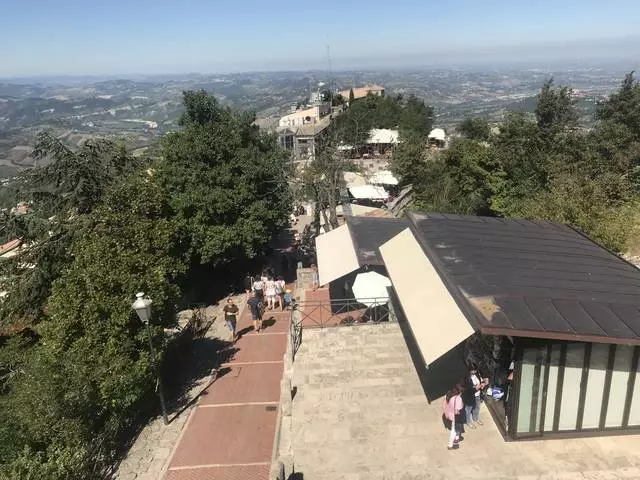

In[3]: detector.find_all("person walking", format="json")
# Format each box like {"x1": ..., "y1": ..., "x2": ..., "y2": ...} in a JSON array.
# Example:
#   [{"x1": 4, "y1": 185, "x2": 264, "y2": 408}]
[
  {"x1": 243, "y1": 273, "x2": 254, "y2": 297},
  {"x1": 223, "y1": 297, "x2": 239, "y2": 342},
  {"x1": 265, "y1": 276, "x2": 277, "y2": 310},
  {"x1": 253, "y1": 275, "x2": 264, "y2": 302},
  {"x1": 442, "y1": 386, "x2": 463, "y2": 450},
  {"x1": 275, "y1": 276, "x2": 286, "y2": 310},
  {"x1": 247, "y1": 294, "x2": 263, "y2": 333}
]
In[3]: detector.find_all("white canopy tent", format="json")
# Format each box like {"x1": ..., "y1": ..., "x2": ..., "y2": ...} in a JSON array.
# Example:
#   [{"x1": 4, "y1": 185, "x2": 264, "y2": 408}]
[
  {"x1": 349, "y1": 185, "x2": 389, "y2": 201},
  {"x1": 370, "y1": 170, "x2": 399, "y2": 186}
]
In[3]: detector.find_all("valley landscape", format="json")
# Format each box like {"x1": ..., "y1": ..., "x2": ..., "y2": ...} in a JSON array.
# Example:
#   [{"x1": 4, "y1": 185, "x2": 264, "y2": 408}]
[{"x1": 0, "y1": 63, "x2": 630, "y2": 175}]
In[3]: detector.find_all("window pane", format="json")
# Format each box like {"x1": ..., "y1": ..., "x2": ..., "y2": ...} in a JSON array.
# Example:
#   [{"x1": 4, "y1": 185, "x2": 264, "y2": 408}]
[
  {"x1": 605, "y1": 345, "x2": 633, "y2": 428},
  {"x1": 516, "y1": 346, "x2": 546, "y2": 434},
  {"x1": 543, "y1": 345, "x2": 561, "y2": 431},
  {"x1": 628, "y1": 349, "x2": 640, "y2": 426},
  {"x1": 516, "y1": 348, "x2": 536, "y2": 433},
  {"x1": 558, "y1": 343, "x2": 585, "y2": 431},
  {"x1": 582, "y1": 344, "x2": 609, "y2": 429}
]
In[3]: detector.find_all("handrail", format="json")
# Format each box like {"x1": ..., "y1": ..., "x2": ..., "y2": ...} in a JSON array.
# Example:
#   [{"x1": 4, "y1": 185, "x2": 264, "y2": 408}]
[{"x1": 289, "y1": 297, "x2": 395, "y2": 360}]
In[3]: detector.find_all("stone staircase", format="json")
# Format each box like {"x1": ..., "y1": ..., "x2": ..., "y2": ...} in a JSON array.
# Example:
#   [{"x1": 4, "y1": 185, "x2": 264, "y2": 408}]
[{"x1": 289, "y1": 324, "x2": 438, "y2": 480}]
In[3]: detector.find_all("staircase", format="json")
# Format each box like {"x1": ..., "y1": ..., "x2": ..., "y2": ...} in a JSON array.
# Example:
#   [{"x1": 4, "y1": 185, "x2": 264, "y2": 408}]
[{"x1": 289, "y1": 324, "x2": 436, "y2": 480}]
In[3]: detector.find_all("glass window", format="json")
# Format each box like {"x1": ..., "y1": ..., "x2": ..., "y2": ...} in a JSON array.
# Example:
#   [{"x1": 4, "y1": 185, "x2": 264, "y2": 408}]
[
  {"x1": 543, "y1": 344, "x2": 561, "y2": 431},
  {"x1": 627, "y1": 349, "x2": 640, "y2": 426},
  {"x1": 516, "y1": 346, "x2": 546, "y2": 434},
  {"x1": 605, "y1": 345, "x2": 634, "y2": 428},
  {"x1": 582, "y1": 344, "x2": 609, "y2": 429},
  {"x1": 558, "y1": 343, "x2": 585, "y2": 430}
]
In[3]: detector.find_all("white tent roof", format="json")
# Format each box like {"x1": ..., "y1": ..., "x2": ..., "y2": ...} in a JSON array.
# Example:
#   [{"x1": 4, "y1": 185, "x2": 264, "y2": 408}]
[
  {"x1": 348, "y1": 185, "x2": 389, "y2": 200},
  {"x1": 343, "y1": 171, "x2": 367, "y2": 188},
  {"x1": 428, "y1": 128, "x2": 446, "y2": 141},
  {"x1": 367, "y1": 128, "x2": 399, "y2": 145},
  {"x1": 315, "y1": 224, "x2": 360, "y2": 286},
  {"x1": 370, "y1": 170, "x2": 399, "y2": 186},
  {"x1": 379, "y1": 228, "x2": 475, "y2": 366}
]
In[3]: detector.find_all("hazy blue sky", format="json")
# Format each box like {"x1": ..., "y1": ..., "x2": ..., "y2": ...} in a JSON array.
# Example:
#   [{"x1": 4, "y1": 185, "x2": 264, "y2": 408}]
[{"x1": 2, "y1": 0, "x2": 640, "y2": 76}]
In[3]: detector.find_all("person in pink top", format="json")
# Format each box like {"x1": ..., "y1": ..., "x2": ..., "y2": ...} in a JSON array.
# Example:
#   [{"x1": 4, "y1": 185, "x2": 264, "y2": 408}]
[{"x1": 442, "y1": 386, "x2": 463, "y2": 450}]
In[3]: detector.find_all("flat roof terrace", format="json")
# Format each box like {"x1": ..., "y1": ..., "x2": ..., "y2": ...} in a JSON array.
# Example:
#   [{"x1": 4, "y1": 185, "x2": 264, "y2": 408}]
[{"x1": 290, "y1": 323, "x2": 640, "y2": 480}]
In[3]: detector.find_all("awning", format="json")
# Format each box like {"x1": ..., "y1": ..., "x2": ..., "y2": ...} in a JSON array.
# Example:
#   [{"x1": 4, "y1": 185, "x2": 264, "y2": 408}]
[
  {"x1": 379, "y1": 228, "x2": 475, "y2": 366},
  {"x1": 315, "y1": 224, "x2": 360, "y2": 286},
  {"x1": 349, "y1": 185, "x2": 389, "y2": 200}
]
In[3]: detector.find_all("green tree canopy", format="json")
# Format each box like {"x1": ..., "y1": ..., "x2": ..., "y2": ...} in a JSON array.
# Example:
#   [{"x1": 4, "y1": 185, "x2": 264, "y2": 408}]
[
  {"x1": 159, "y1": 90, "x2": 292, "y2": 266},
  {"x1": 459, "y1": 117, "x2": 491, "y2": 141}
]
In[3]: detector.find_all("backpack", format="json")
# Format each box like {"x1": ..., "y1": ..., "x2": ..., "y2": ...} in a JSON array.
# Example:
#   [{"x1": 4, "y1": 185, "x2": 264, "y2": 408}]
[{"x1": 275, "y1": 280, "x2": 284, "y2": 294}]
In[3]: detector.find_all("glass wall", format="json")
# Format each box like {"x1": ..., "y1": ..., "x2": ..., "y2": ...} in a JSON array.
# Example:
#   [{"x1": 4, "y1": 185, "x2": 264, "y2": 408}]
[{"x1": 514, "y1": 341, "x2": 640, "y2": 438}]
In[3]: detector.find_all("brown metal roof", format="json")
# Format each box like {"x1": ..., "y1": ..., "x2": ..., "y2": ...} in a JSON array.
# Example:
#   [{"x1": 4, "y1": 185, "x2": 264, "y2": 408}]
[
  {"x1": 347, "y1": 216, "x2": 408, "y2": 266},
  {"x1": 406, "y1": 211, "x2": 640, "y2": 345}
]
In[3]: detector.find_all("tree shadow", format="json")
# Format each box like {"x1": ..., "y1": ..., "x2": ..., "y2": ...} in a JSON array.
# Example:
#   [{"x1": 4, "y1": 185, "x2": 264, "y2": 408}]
[
  {"x1": 162, "y1": 336, "x2": 237, "y2": 420},
  {"x1": 288, "y1": 473, "x2": 304, "y2": 480}
]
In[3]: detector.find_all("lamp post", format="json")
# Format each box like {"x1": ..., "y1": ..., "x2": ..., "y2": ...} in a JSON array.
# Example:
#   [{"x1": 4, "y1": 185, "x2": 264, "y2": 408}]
[{"x1": 132, "y1": 292, "x2": 169, "y2": 425}]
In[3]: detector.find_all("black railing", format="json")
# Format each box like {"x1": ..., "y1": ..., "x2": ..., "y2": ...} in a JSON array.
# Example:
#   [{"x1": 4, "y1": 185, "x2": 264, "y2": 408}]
[{"x1": 289, "y1": 297, "x2": 395, "y2": 360}]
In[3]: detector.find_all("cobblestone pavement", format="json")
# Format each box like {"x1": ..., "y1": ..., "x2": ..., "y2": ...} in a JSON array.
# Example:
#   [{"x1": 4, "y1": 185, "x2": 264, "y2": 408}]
[{"x1": 114, "y1": 295, "x2": 247, "y2": 480}]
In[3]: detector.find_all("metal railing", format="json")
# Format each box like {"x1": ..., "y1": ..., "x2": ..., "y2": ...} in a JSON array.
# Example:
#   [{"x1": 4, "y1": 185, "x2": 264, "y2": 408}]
[{"x1": 289, "y1": 297, "x2": 396, "y2": 360}]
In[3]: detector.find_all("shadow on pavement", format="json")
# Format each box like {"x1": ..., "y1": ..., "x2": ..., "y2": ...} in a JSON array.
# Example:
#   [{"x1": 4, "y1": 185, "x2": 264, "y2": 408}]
[{"x1": 162, "y1": 336, "x2": 235, "y2": 421}]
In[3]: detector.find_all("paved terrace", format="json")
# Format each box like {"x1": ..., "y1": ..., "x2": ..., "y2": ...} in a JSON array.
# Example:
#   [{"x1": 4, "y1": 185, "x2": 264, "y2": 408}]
[{"x1": 290, "y1": 323, "x2": 640, "y2": 480}]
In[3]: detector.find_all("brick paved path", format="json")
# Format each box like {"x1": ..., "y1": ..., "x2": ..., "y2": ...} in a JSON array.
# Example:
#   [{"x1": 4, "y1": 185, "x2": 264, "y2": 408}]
[
  {"x1": 114, "y1": 299, "x2": 247, "y2": 480},
  {"x1": 164, "y1": 298, "x2": 291, "y2": 480}
]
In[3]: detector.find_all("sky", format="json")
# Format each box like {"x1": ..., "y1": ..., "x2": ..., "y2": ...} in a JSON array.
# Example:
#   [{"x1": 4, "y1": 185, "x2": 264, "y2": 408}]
[{"x1": 1, "y1": 0, "x2": 640, "y2": 76}]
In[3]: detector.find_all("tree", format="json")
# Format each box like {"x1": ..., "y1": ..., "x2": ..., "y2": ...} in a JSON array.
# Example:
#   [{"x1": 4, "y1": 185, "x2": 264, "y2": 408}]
[
  {"x1": 348, "y1": 88, "x2": 355, "y2": 105},
  {"x1": 159, "y1": 90, "x2": 292, "y2": 266},
  {"x1": 597, "y1": 71, "x2": 640, "y2": 139},
  {"x1": 0, "y1": 132, "x2": 142, "y2": 330},
  {"x1": 535, "y1": 78, "x2": 578, "y2": 133},
  {"x1": 459, "y1": 117, "x2": 491, "y2": 141},
  {"x1": 398, "y1": 95, "x2": 434, "y2": 138},
  {"x1": 0, "y1": 170, "x2": 185, "y2": 479}
]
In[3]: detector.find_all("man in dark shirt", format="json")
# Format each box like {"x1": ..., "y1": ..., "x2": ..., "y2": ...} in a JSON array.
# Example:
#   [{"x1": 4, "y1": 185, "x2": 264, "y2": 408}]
[
  {"x1": 247, "y1": 295, "x2": 263, "y2": 333},
  {"x1": 223, "y1": 298, "x2": 239, "y2": 342}
]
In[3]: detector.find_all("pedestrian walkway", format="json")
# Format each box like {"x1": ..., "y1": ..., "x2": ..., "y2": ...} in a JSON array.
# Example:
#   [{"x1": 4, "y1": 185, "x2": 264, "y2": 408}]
[{"x1": 164, "y1": 296, "x2": 292, "y2": 480}]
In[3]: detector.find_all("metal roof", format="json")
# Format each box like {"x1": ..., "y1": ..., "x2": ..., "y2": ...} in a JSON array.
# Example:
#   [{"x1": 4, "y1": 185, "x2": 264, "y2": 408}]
[
  {"x1": 406, "y1": 211, "x2": 640, "y2": 345},
  {"x1": 347, "y1": 216, "x2": 408, "y2": 266}
]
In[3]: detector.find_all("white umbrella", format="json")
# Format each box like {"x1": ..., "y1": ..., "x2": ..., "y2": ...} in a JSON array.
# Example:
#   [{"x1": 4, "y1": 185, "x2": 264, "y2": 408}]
[{"x1": 351, "y1": 271, "x2": 392, "y2": 307}]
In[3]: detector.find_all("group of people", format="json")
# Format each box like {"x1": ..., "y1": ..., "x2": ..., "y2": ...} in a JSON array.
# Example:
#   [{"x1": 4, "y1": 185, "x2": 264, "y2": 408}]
[
  {"x1": 222, "y1": 269, "x2": 295, "y2": 343},
  {"x1": 442, "y1": 366, "x2": 489, "y2": 450}
]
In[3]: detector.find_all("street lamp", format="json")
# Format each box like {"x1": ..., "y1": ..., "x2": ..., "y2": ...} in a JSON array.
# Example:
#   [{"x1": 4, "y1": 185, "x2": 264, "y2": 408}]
[{"x1": 132, "y1": 292, "x2": 169, "y2": 425}]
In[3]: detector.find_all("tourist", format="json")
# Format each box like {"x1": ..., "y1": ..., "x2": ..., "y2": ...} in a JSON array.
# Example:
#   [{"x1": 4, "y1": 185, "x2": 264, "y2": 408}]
[
  {"x1": 247, "y1": 294, "x2": 262, "y2": 333},
  {"x1": 466, "y1": 366, "x2": 486, "y2": 427},
  {"x1": 311, "y1": 264, "x2": 319, "y2": 291},
  {"x1": 442, "y1": 386, "x2": 463, "y2": 450},
  {"x1": 275, "y1": 276, "x2": 286, "y2": 310},
  {"x1": 283, "y1": 289, "x2": 294, "y2": 310},
  {"x1": 223, "y1": 297, "x2": 239, "y2": 342},
  {"x1": 265, "y1": 276, "x2": 277, "y2": 310},
  {"x1": 253, "y1": 275, "x2": 264, "y2": 302},
  {"x1": 243, "y1": 273, "x2": 254, "y2": 297}
]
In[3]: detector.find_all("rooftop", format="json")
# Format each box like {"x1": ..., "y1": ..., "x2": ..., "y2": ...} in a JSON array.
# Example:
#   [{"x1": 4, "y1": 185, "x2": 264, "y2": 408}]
[{"x1": 406, "y1": 211, "x2": 640, "y2": 345}]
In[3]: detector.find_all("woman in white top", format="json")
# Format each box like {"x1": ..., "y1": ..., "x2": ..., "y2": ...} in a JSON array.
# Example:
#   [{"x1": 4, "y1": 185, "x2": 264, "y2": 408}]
[{"x1": 265, "y1": 277, "x2": 277, "y2": 310}]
